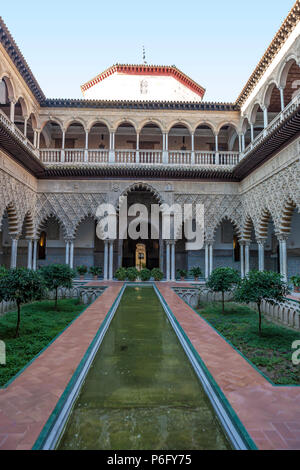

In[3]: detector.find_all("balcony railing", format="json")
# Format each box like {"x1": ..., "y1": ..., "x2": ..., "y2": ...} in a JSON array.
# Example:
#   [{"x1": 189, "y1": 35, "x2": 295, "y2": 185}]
[
  {"x1": 243, "y1": 91, "x2": 300, "y2": 158},
  {"x1": 0, "y1": 108, "x2": 40, "y2": 158},
  {"x1": 39, "y1": 149, "x2": 240, "y2": 167}
]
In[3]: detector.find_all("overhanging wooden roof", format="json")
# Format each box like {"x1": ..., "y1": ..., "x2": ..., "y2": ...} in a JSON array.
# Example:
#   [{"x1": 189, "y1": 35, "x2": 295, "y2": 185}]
[
  {"x1": 233, "y1": 101, "x2": 300, "y2": 178},
  {"x1": 0, "y1": 17, "x2": 45, "y2": 103},
  {"x1": 41, "y1": 164, "x2": 239, "y2": 181},
  {"x1": 236, "y1": 1, "x2": 300, "y2": 106}
]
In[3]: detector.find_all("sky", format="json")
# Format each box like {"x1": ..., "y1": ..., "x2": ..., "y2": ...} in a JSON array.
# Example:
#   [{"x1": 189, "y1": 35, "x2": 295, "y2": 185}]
[{"x1": 1, "y1": 0, "x2": 296, "y2": 102}]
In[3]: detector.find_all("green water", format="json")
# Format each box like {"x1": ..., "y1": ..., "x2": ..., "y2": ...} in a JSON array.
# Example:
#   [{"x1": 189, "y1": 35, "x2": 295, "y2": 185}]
[{"x1": 58, "y1": 287, "x2": 231, "y2": 450}]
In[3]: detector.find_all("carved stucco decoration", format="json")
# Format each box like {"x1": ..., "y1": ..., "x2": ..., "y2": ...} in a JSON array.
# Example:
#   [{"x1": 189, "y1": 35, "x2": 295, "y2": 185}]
[
  {"x1": 35, "y1": 193, "x2": 108, "y2": 239},
  {"x1": 0, "y1": 171, "x2": 36, "y2": 234}
]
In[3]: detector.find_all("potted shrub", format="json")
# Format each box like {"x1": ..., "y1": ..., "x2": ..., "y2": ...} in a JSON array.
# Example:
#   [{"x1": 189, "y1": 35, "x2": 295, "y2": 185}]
[
  {"x1": 77, "y1": 265, "x2": 88, "y2": 280},
  {"x1": 151, "y1": 268, "x2": 163, "y2": 281},
  {"x1": 290, "y1": 275, "x2": 300, "y2": 293},
  {"x1": 89, "y1": 266, "x2": 102, "y2": 280},
  {"x1": 190, "y1": 267, "x2": 202, "y2": 281},
  {"x1": 177, "y1": 269, "x2": 188, "y2": 281},
  {"x1": 126, "y1": 267, "x2": 139, "y2": 282},
  {"x1": 140, "y1": 268, "x2": 151, "y2": 282},
  {"x1": 115, "y1": 267, "x2": 127, "y2": 281}
]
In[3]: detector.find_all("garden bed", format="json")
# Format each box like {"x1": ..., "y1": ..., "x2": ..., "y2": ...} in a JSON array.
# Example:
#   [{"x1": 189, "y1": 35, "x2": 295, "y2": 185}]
[
  {"x1": 0, "y1": 299, "x2": 86, "y2": 387},
  {"x1": 196, "y1": 302, "x2": 300, "y2": 385}
]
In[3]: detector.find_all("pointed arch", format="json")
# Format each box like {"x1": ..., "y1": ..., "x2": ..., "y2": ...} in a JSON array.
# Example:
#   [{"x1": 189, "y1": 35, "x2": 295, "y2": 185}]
[
  {"x1": 73, "y1": 212, "x2": 98, "y2": 238},
  {"x1": 212, "y1": 215, "x2": 241, "y2": 241},
  {"x1": 257, "y1": 208, "x2": 276, "y2": 239},
  {"x1": 242, "y1": 215, "x2": 256, "y2": 241},
  {"x1": 0, "y1": 202, "x2": 19, "y2": 235},
  {"x1": 36, "y1": 213, "x2": 68, "y2": 240},
  {"x1": 21, "y1": 211, "x2": 35, "y2": 239},
  {"x1": 279, "y1": 198, "x2": 298, "y2": 236},
  {"x1": 117, "y1": 182, "x2": 164, "y2": 211}
]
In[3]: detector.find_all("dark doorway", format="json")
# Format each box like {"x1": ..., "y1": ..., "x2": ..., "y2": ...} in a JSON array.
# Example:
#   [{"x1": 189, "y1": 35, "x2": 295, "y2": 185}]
[{"x1": 122, "y1": 236, "x2": 159, "y2": 269}]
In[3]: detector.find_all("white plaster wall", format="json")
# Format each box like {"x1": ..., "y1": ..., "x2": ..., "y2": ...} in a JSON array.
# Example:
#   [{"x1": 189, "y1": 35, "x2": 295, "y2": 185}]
[{"x1": 83, "y1": 73, "x2": 203, "y2": 102}]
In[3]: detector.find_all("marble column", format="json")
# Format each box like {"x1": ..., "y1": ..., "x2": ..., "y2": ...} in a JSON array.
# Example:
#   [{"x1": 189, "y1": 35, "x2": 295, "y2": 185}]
[
  {"x1": 69, "y1": 241, "x2": 74, "y2": 269},
  {"x1": 85, "y1": 130, "x2": 89, "y2": 162},
  {"x1": 166, "y1": 241, "x2": 170, "y2": 281},
  {"x1": 240, "y1": 243, "x2": 245, "y2": 278},
  {"x1": 279, "y1": 87, "x2": 285, "y2": 111},
  {"x1": 244, "y1": 242, "x2": 250, "y2": 276},
  {"x1": 24, "y1": 117, "x2": 28, "y2": 137},
  {"x1": 103, "y1": 240, "x2": 109, "y2": 280},
  {"x1": 27, "y1": 239, "x2": 33, "y2": 269},
  {"x1": 109, "y1": 131, "x2": 115, "y2": 163},
  {"x1": 117, "y1": 239, "x2": 123, "y2": 268},
  {"x1": 209, "y1": 243, "x2": 213, "y2": 275},
  {"x1": 61, "y1": 130, "x2": 65, "y2": 162},
  {"x1": 10, "y1": 237, "x2": 18, "y2": 268},
  {"x1": 65, "y1": 240, "x2": 70, "y2": 265},
  {"x1": 205, "y1": 243, "x2": 209, "y2": 279},
  {"x1": 278, "y1": 235, "x2": 288, "y2": 282},
  {"x1": 10, "y1": 100, "x2": 15, "y2": 122},
  {"x1": 215, "y1": 135, "x2": 219, "y2": 164},
  {"x1": 32, "y1": 239, "x2": 38, "y2": 271},
  {"x1": 163, "y1": 132, "x2": 168, "y2": 164},
  {"x1": 191, "y1": 133, "x2": 195, "y2": 164},
  {"x1": 171, "y1": 240, "x2": 176, "y2": 281},
  {"x1": 136, "y1": 132, "x2": 140, "y2": 163},
  {"x1": 250, "y1": 123, "x2": 254, "y2": 142},
  {"x1": 257, "y1": 239, "x2": 265, "y2": 272},
  {"x1": 109, "y1": 240, "x2": 114, "y2": 280},
  {"x1": 159, "y1": 238, "x2": 164, "y2": 273},
  {"x1": 263, "y1": 106, "x2": 268, "y2": 129}
]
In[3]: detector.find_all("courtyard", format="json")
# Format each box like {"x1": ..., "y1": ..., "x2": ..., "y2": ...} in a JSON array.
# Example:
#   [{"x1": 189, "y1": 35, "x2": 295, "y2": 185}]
[{"x1": 0, "y1": 0, "x2": 300, "y2": 454}]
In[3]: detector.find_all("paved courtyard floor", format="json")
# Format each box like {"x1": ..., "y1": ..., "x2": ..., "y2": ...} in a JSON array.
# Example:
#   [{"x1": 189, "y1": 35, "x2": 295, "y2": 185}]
[{"x1": 0, "y1": 281, "x2": 299, "y2": 450}]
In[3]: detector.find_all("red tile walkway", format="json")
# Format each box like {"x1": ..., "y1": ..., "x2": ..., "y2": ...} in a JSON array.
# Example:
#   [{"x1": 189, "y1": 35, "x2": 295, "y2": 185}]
[
  {"x1": 0, "y1": 282, "x2": 123, "y2": 450},
  {"x1": 156, "y1": 282, "x2": 300, "y2": 450}
]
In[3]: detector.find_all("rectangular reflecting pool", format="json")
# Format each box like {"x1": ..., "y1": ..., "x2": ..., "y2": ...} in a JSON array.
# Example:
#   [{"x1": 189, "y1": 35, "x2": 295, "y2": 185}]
[{"x1": 57, "y1": 286, "x2": 231, "y2": 450}]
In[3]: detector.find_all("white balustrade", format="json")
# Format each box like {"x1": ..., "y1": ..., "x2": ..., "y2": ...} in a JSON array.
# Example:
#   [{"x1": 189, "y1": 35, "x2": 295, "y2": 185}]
[
  {"x1": 40, "y1": 149, "x2": 61, "y2": 163},
  {"x1": 64, "y1": 149, "x2": 85, "y2": 163},
  {"x1": 115, "y1": 150, "x2": 136, "y2": 163},
  {"x1": 195, "y1": 151, "x2": 216, "y2": 165},
  {"x1": 0, "y1": 108, "x2": 39, "y2": 157},
  {"x1": 168, "y1": 151, "x2": 191, "y2": 165},
  {"x1": 244, "y1": 91, "x2": 300, "y2": 158},
  {"x1": 218, "y1": 151, "x2": 240, "y2": 165},
  {"x1": 88, "y1": 149, "x2": 109, "y2": 163},
  {"x1": 139, "y1": 150, "x2": 162, "y2": 164}
]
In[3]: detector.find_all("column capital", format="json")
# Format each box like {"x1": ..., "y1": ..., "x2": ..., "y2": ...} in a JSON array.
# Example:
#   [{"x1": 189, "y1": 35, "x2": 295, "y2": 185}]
[
  {"x1": 64, "y1": 237, "x2": 74, "y2": 243},
  {"x1": 256, "y1": 238, "x2": 267, "y2": 246},
  {"x1": 10, "y1": 234, "x2": 20, "y2": 241},
  {"x1": 165, "y1": 239, "x2": 176, "y2": 245},
  {"x1": 240, "y1": 239, "x2": 251, "y2": 246},
  {"x1": 276, "y1": 232, "x2": 289, "y2": 242}
]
